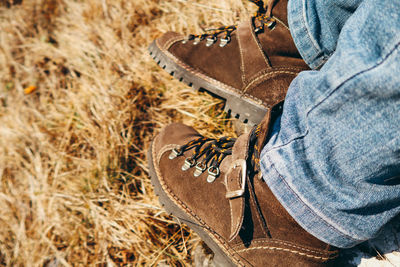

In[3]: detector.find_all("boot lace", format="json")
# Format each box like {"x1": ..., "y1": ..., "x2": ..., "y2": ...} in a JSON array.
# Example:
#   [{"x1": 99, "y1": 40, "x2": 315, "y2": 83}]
[
  {"x1": 182, "y1": 0, "x2": 279, "y2": 47},
  {"x1": 168, "y1": 126, "x2": 262, "y2": 182}
]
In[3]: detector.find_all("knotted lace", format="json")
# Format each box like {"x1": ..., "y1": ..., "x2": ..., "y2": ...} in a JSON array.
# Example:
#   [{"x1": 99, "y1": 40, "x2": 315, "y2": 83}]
[
  {"x1": 182, "y1": 0, "x2": 278, "y2": 47},
  {"x1": 169, "y1": 125, "x2": 262, "y2": 182}
]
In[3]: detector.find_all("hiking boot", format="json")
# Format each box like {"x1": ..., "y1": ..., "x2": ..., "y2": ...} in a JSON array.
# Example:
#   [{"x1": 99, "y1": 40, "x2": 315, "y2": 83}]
[
  {"x1": 148, "y1": 0, "x2": 309, "y2": 125},
  {"x1": 148, "y1": 114, "x2": 340, "y2": 266}
]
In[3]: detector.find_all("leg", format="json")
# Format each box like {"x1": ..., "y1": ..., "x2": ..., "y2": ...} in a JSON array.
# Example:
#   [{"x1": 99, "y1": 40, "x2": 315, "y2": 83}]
[{"x1": 261, "y1": 0, "x2": 400, "y2": 248}]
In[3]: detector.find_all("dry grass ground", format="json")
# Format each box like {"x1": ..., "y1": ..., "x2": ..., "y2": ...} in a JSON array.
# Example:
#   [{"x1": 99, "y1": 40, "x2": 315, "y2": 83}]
[
  {"x1": 0, "y1": 0, "x2": 247, "y2": 265},
  {"x1": 0, "y1": 0, "x2": 399, "y2": 266}
]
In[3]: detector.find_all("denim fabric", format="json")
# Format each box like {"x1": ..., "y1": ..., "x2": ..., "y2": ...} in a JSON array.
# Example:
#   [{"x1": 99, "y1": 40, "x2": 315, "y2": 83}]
[
  {"x1": 260, "y1": 0, "x2": 400, "y2": 248},
  {"x1": 288, "y1": 0, "x2": 362, "y2": 69}
]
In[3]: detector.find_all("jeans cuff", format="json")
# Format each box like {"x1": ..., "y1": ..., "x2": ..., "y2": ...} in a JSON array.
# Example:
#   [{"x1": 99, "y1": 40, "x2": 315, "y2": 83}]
[
  {"x1": 260, "y1": 153, "x2": 362, "y2": 248},
  {"x1": 288, "y1": 0, "x2": 330, "y2": 69}
]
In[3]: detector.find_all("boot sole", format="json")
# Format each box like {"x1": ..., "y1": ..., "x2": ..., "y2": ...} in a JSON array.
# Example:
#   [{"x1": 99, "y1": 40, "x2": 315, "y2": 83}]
[
  {"x1": 147, "y1": 143, "x2": 239, "y2": 267},
  {"x1": 148, "y1": 41, "x2": 268, "y2": 125}
]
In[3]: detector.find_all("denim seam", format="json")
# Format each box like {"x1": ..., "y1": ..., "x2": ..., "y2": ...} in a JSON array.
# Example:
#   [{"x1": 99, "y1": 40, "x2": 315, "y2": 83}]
[
  {"x1": 294, "y1": 0, "x2": 332, "y2": 69},
  {"x1": 305, "y1": 41, "x2": 400, "y2": 118},
  {"x1": 265, "y1": 40, "x2": 400, "y2": 149},
  {"x1": 262, "y1": 130, "x2": 309, "y2": 154},
  {"x1": 300, "y1": 0, "x2": 320, "y2": 57},
  {"x1": 290, "y1": 0, "x2": 320, "y2": 67},
  {"x1": 265, "y1": 154, "x2": 359, "y2": 241},
  {"x1": 313, "y1": 52, "x2": 333, "y2": 70}
]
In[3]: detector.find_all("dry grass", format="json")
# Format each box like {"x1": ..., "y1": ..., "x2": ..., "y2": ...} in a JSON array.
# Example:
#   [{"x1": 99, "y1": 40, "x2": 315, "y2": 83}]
[
  {"x1": 0, "y1": 0, "x2": 399, "y2": 266},
  {"x1": 0, "y1": 0, "x2": 253, "y2": 265}
]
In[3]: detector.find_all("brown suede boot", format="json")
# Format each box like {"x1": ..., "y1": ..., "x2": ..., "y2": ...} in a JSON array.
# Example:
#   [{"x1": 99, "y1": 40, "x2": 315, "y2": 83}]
[
  {"x1": 149, "y1": 0, "x2": 309, "y2": 125},
  {"x1": 148, "y1": 115, "x2": 340, "y2": 266}
]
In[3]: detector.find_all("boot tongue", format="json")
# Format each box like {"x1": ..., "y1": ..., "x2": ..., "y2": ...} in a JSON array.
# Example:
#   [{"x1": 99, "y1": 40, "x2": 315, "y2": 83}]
[
  {"x1": 232, "y1": 131, "x2": 252, "y2": 162},
  {"x1": 257, "y1": 101, "x2": 282, "y2": 153},
  {"x1": 219, "y1": 131, "x2": 252, "y2": 177}
]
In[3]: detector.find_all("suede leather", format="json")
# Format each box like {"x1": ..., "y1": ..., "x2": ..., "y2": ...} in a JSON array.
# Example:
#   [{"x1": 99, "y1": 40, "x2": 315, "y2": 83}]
[
  {"x1": 155, "y1": 0, "x2": 310, "y2": 108},
  {"x1": 244, "y1": 71, "x2": 296, "y2": 107},
  {"x1": 266, "y1": 0, "x2": 288, "y2": 25},
  {"x1": 154, "y1": 123, "x2": 233, "y2": 240},
  {"x1": 224, "y1": 133, "x2": 251, "y2": 241},
  {"x1": 233, "y1": 243, "x2": 337, "y2": 267},
  {"x1": 151, "y1": 123, "x2": 340, "y2": 266},
  {"x1": 237, "y1": 19, "x2": 271, "y2": 84},
  {"x1": 252, "y1": 177, "x2": 331, "y2": 248},
  {"x1": 165, "y1": 32, "x2": 244, "y2": 90},
  {"x1": 225, "y1": 164, "x2": 246, "y2": 241},
  {"x1": 257, "y1": 101, "x2": 283, "y2": 150}
]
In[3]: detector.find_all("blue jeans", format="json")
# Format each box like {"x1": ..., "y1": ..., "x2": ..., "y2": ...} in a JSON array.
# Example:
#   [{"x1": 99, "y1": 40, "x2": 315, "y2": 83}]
[{"x1": 260, "y1": 0, "x2": 400, "y2": 248}]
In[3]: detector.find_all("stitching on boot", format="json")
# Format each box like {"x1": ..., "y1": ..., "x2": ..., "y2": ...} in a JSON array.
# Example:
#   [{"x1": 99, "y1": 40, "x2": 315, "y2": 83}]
[
  {"x1": 245, "y1": 66, "x2": 305, "y2": 87},
  {"x1": 157, "y1": 144, "x2": 179, "y2": 164},
  {"x1": 154, "y1": 39, "x2": 274, "y2": 109},
  {"x1": 236, "y1": 246, "x2": 334, "y2": 261},
  {"x1": 248, "y1": 19, "x2": 271, "y2": 70},
  {"x1": 243, "y1": 70, "x2": 299, "y2": 93},
  {"x1": 237, "y1": 24, "x2": 247, "y2": 87},
  {"x1": 156, "y1": 35, "x2": 184, "y2": 50},
  {"x1": 274, "y1": 15, "x2": 290, "y2": 31},
  {"x1": 238, "y1": 19, "x2": 271, "y2": 85},
  {"x1": 164, "y1": 37, "x2": 184, "y2": 50},
  {"x1": 232, "y1": 239, "x2": 338, "y2": 257}
]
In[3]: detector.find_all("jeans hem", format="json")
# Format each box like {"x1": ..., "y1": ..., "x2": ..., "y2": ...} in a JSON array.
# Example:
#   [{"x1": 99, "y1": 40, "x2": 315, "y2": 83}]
[
  {"x1": 288, "y1": 0, "x2": 332, "y2": 69},
  {"x1": 260, "y1": 153, "x2": 363, "y2": 248}
]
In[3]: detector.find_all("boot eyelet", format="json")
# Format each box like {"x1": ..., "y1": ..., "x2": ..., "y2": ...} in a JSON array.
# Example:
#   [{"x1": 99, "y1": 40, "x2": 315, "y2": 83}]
[
  {"x1": 182, "y1": 34, "x2": 195, "y2": 44},
  {"x1": 182, "y1": 158, "x2": 196, "y2": 171},
  {"x1": 194, "y1": 162, "x2": 207, "y2": 177},
  {"x1": 267, "y1": 20, "x2": 276, "y2": 30},
  {"x1": 193, "y1": 37, "x2": 201, "y2": 45},
  {"x1": 169, "y1": 148, "x2": 182, "y2": 160},
  {"x1": 254, "y1": 25, "x2": 264, "y2": 34},
  {"x1": 206, "y1": 36, "x2": 217, "y2": 47},
  {"x1": 219, "y1": 36, "x2": 231, "y2": 47},
  {"x1": 207, "y1": 166, "x2": 220, "y2": 183}
]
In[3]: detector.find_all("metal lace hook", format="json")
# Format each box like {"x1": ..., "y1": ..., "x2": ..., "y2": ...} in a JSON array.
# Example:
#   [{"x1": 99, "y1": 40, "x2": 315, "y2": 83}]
[
  {"x1": 206, "y1": 36, "x2": 217, "y2": 47},
  {"x1": 219, "y1": 36, "x2": 231, "y2": 47},
  {"x1": 182, "y1": 157, "x2": 196, "y2": 171},
  {"x1": 169, "y1": 148, "x2": 182, "y2": 160},
  {"x1": 207, "y1": 166, "x2": 220, "y2": 183},
  {"x1": 194, "y1": 161, "x2": 207, "y2": 177}
]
